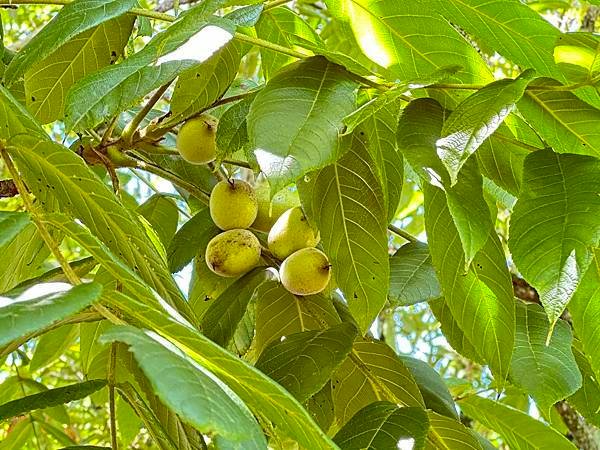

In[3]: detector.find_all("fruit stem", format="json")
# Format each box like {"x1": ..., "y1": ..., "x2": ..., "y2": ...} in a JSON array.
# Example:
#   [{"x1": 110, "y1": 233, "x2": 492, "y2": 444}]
[
  {"x1": 122, "y1": 81, "x2": 174, "y2": 145},
  {"x1": 388, "y1": 224, "x2": 419, "y2": 243},
  {"x1": 260, "y1": 245, "x2": 280, "y2": 267}
]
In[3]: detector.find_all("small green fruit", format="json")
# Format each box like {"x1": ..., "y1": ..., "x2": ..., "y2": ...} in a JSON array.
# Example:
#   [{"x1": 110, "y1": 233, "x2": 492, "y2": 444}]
[
  {"x1": 252, "y1": 175, "x2": 301, "y2": 232},
  {"x1": 280, "y1": 248, "x2": 331, "y2": 296},
  {"x1": 176, "y1": 114, "x2": 218, "y2": 164},
  {"x1": 205, "y1": 229, "x2": 261, "y2": 277},
  {"x1": 210, "y1": 180, "x2": 258, "y2": 230},
  {"x1": 268, "y1": 206, "x2": 320, "y2": 260}
]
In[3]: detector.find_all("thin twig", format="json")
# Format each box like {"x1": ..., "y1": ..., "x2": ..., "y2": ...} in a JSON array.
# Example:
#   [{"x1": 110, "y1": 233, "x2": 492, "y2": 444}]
[
  {"x1": 129, "y1": 168, "x2": 191, "y2": 218},
  {"x1": 108, "y1": 343, "x2": 119, "y2": 450},
  {"x1": 100, "y1": 115, "x2": 120, "y2": 147},
  {"x1": 134, "y1": 159, "x2": 211, "y2": 204},
  {"x1": 122, "y1": 81, "x2": 174, "y2": 145},
  {"x1": 388, "y1": 224, "x2": 419, "y2": 243}
]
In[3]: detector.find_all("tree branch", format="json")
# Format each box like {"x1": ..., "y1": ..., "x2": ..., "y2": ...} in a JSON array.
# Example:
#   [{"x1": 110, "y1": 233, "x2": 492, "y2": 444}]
[{"x1": 555, "y1": 401, "x2": 600, "y2": 450}]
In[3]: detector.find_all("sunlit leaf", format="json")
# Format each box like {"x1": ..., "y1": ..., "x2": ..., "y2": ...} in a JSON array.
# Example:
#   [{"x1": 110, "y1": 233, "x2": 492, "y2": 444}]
[
  {"x1": 100, "y1": 325, "x2": 267, "y2": 449},
  {"x1": 4, "y1": 0, "x2": 137, "y2": 85},
  {"x1": 104, "y1": 291, "x2": 337, "y2": 449},
  {"x1": 0, "y1": 283, "x2": 102, "y2": 347},
  {"x1": 436, "y1": 71, "x2": 534, "y2": 184},
  {"x1": 248, "y1": 56, "x2": 357, "y2": 192}
]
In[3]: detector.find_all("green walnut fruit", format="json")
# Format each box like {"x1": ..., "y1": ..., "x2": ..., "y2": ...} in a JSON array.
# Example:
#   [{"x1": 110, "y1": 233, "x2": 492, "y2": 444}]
[
  {"x1": 205, "y1": 229, "x2": 261, "y2": 277},
  {"x1": 268, "y1": 206, "x2": 320, "y2": 260},
  {"x1": 252, "y1": 175, "x2": 301, "y2": 232},
  {"x1": 210, "y1": 180, "x2": 258, "y2": 230},
  {"x1": 176, "y1": 114, "x2": 218, "y2": 164},
  {"x1": 280, "y1": 248, "x2": 332, "y2": 296}
]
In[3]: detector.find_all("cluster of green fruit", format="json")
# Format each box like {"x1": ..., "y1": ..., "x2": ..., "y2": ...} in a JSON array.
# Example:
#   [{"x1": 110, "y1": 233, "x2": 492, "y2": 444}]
[{"x1": 176, "y1": 115, "x2": 332, "y2": 296}]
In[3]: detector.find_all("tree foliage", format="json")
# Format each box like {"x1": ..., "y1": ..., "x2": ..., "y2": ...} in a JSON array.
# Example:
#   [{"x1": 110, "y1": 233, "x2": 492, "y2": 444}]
[{"x1": 0, "y1": 0, "x2": 599, "y2": 448}]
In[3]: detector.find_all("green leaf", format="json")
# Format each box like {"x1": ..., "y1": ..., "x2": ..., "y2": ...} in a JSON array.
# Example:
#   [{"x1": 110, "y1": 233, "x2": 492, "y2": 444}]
[
  {"x1": 429, "y1": 0, "x2": 563, "y2": 79},
  {"x1": 554, "y1": 33, "x2": 600, "y2": 83},
  {"x1": 167, "y1": 207, "x2": 219, "y2": 273},
  {"x1": 103, "y1": 290, "x2": 337, "y2": 449},
  {"x1": 41, "y1": 213, "x2": 190, "y2": 320},
  {"x1": 64, "y1": 4, "x2": 232, "y2": 131},
  {"x1": 0, "y1": 283, "x2": 102, "y2": 347},
  {"x1": 201, "y1": 268, "x2": 274, "y2": 347},
  {"x1": 138, "y1": 194, "x2": 179, "y2": 248},
  {"x1": 24, "y1": 15, "x2": 134, "y2": 124},
  {"x1": 425, "y1": 411, "x2": 483, "y2": 450},
  {"x1": 510, "y1": 303, "x2": 582, "y2": 416},
  {"x1": 333, "y1": 402, "x2": 429, "y2": 450},
  {"x1": 255, "y1": 6, "x2": 321, "y2": 80},
  {"x1": 168, "y1": 39, "x2": 242, "y2": 122},
  {"x1": 509, "y1": 150, "x2": 600, "y2": 326},
  {"x1": 0, "y1": 219, "x2": 52, "y2": 294},
  {"x1": 568, "y1": 347, "x2": 600, "y2": 427},
  {"x1": 0, "y1": 419, "x2": 33, "y2": 450},
  {"x1": 225, "y1": 4, "x2": 264, "y2": 27},
  {"x1": 256, "y1": 323, "x2": 357, "y2": 403},
  {"x1": 100, "y1": 325, "x2": 267, "y2": 449},
  {"x1": 306, "y1": 383, "x2": 335, "y2": 433},
  {"x1": 476, "y1": 126, "x2": 529, "y2": 197},
  {"x1": 332, "y1": 339, "x2": 425, "y2": 427},
  {"x1": 8, "y1": 137, "x2": 190, "y2": 321},
  {"x1": 30, "y1": 324, "x2": 79, "y2": 372},
  {"x1": 324, "y1": 0, "x2": 492, "y2": 87},
  {"x1": 248, "y1": 56, "x2": 357, "y2": 192},
  {"x1": 389, "y1": 242, "x2": 440, "y2": 306},
  {"x1": 436, "y1": 71, "x2": 534, "y2": 184},
  {"x1": 3, "y1": 0, "x2": 137, "y2": 85},
  {"x1": 569, "y1": 250, "x2": 600, "y2": 381},
  {"x1": 398, "y1": 356, "x2": 458, "y2": 419},
  {"x1": 145, "y1": 153, "x2": 218, "y2": 200},
  {"x1": 343, "y1": 65, "x2": 462, "y2": 134},
  {"x1": 429, "y1": 298, "x2": 484, "y2": 364},
  {"x1": 299, "y1": 132, "x2": 389, "y2": 333},
  {"x1": 424, "y1": 183, "x2": 515, "y2": 381},
  {"x1": 254, "y1": 281, "x2": 341, "y2": 355},
  {"x1": 518, "y1": 78, "x2": 600, "y2": 158},
  {"x1": 360, "y1": 103, "x2": 404, "y2": 223},
  {"x1": 0, "y1": 380, "x2": 106, "y2": 421},
  {"x1": 459, "y1": 395, "x2": 577, "y2": 450},
  {"x1": 215, "y1": 94, "x2": 256, "y2": 162},
  {"x1": 0, "y1": 212, "x2": 30, "y2": 247},
  {"x1": 397, "y1": 98, "x2": 494, "y2": 268},
  {"x1": 0, "y1": 85, "x2": 48, "y2": 141}
]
